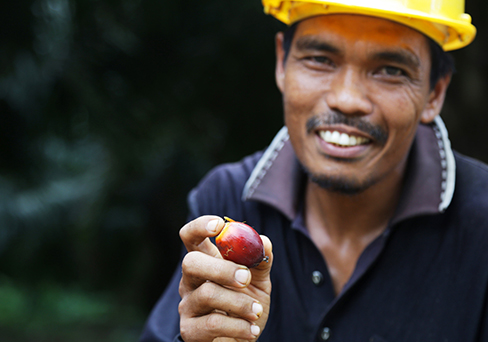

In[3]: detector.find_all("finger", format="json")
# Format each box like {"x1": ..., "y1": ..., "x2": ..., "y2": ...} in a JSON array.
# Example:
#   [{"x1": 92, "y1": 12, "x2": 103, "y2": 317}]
[
  {"x1": 180, "y1": 215, "x2": 225, "y2": 256},
  {"x1": 180, "y1": 251, "x2": 252, "y2": 292},
  {"x1": 180, "y1": 281, "x2": 263, "y2": 321},
  {"x1": 180, "y1": 312, "x2": 261, "y2": 342},
  {"x1": 250, "y1": 235, "x2": 274, "y2": 288}
]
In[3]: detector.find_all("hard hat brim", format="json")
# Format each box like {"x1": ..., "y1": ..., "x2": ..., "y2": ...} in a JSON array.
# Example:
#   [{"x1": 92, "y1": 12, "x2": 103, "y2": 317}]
[{"x1": 263, "y1": 0, "x2": 477, "y2": 51}]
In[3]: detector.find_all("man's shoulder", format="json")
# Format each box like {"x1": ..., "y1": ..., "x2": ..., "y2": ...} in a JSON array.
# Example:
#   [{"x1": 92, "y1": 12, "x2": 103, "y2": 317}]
[
  {"x1": 448, "y1": 152, "x2": 488, "y2": 225},
  {"x1": 187, "y1": 151, "x2": 264, "y2": 217},
  {"x1": 454, "y1": 152, "x2": 488, "y2": 194},
  {"x1": 196, "y1": 151, "x2": 264, "y2": 193},
  {"x1": 455, "y1": 151, "x2": 488, "y2": 170}
]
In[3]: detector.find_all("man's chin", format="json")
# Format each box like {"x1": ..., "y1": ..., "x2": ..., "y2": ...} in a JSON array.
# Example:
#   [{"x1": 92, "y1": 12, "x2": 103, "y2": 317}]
[{"x1": 304, "y1": 168, "x2": 376, "y2": 195}]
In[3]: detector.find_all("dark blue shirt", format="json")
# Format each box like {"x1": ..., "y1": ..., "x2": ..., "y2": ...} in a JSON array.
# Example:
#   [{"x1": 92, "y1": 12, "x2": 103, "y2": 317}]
[{"x1": 140, "y1": 118, "x2": 488, "y2": 342}]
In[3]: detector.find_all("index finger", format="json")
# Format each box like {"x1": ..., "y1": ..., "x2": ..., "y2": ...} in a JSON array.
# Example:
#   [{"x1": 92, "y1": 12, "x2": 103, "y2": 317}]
[{"x1": 180, "y1": 215, "x2": 225, "y2": 256}]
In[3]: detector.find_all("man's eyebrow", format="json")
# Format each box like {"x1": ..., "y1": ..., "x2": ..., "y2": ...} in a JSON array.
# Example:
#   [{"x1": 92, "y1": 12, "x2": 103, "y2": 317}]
[
  {"x1": 373, "y1": 50, "x2": 421, "y2": 70},
  {"x1": 294, "y1": 36, "x2": 340, "y2": 54},
  {"x1": 294, "y1": 36, "x2": 421, "y2": 70}
]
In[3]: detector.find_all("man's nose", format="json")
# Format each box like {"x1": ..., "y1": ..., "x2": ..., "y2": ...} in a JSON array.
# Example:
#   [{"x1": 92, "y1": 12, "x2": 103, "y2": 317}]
[{"x1": 325, "y1": 67, "x2": 373, "y2": 116}]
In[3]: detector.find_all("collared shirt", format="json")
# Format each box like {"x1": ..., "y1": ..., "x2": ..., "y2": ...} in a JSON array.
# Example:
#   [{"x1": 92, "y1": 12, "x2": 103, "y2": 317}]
[{"x1": 140, "y1": 118, "x2": 488, "y2": 342}]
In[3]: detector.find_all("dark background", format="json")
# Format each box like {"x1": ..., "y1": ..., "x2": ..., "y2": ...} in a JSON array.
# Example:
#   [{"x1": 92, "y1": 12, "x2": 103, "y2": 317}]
[{"x1": 0, "y1": 0, "x2": 486, "y2": 341}]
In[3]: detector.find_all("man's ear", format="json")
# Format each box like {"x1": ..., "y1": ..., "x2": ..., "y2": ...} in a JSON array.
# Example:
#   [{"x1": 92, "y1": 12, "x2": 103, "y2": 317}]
[
  {"x1": 275, "y1": 32, "x2": 286, "y2": 94},
  {"x1": 420, "y1": 73, "x2": 451, "y2": 124}
]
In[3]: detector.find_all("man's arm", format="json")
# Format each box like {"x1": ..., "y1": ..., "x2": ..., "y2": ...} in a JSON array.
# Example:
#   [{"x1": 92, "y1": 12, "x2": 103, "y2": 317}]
[
  {"x1": 477, "y1": 286, "x2": 488, "y2": 342},
  {"x1": 139, "y1": 261, "x2": 184, "y2": 342}
]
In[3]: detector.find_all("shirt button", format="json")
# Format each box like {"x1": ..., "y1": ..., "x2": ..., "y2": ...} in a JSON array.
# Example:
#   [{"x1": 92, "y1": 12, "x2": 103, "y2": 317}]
[
  {"x1": 320, "y1": 327, "x2": 331, "y2": 340},
  {"x1": 312, "y1": 271, "x2": 324, "y2": 286}
]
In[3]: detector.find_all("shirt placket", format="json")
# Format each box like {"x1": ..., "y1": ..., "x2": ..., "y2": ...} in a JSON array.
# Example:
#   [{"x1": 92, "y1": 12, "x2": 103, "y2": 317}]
[{"x1": 291, "y1": 212, "x2": 392, "y2": 341}]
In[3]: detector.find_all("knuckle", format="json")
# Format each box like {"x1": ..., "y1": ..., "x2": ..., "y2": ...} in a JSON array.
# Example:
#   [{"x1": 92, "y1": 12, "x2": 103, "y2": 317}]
[
  {"x1": 179, "y1": 276, "x2": 196, "y2": 299},
  {"x1": 198, "y1": 281, "x2": 219, "y2": 305},
  {"x1": 180, "y1": 217, "x2": 200, "y2": 239},
  {"x1": 181, "y1": 253, "x2": 190, "y2": 273},
  {"x1": 178, "y1": 297, "x2": 187, "y2": 316},
  {"x1": 181, "y1": 251, "x2": 198, "y2": 274},
  {"x1": 178, "y1": 279, "x2": 185, "y2": 298},
  {"x1": 179, "y1": 305, "x2": 208, "y2": 342},
  {"x1": 179, "y1": 219, "x2": 199, "y2": 244},
  {"x1": 205, "y1": 313, "x2": 223, "y2": 333},
  {"x1": 179, "y1": 320, "x2": 192, "y2": 342},
  {"x1": 237, "y1": 297, "x2": 252, "y2": 313},
  {"x1": 179, "y1": 223, "x2": 190, "y2": 241}
]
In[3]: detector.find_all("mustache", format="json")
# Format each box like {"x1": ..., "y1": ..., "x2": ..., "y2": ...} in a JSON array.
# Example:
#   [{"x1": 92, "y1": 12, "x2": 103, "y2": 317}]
[{"x1": 306, "y1": 112, "x2": 389, "y2": 145}]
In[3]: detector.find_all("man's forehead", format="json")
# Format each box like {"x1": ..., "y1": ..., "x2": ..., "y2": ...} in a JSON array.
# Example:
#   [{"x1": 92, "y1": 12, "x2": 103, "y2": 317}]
[{"x1": 294, "y1": 14, "x2": 428, "y2": 49}]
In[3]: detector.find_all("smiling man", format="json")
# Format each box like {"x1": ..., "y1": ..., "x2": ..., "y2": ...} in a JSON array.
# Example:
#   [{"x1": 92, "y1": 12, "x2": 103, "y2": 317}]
[{"x1": 140, "y1": 1, "x2": 488, "y2": 342}]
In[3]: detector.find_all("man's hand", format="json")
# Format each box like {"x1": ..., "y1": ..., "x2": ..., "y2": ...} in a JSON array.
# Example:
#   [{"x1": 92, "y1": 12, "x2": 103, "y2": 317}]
[{"x1": 178, "y1": 215, "x2": 273, "y2": 342}]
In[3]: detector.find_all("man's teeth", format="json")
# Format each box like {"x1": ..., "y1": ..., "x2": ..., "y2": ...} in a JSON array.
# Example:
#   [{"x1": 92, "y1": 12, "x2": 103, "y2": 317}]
[{"x1": 319, "y1": 130, "x2": 369, "y2": 146}]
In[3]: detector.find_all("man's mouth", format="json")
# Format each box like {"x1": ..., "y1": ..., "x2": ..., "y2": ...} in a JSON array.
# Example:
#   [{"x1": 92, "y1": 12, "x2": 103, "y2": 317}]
[{"x1": 319, "y1": 130, "x2": 371, "y2": 147}]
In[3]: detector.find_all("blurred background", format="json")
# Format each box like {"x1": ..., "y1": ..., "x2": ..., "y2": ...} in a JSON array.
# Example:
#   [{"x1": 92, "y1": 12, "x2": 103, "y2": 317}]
[{"x1": 0, "y1": 0, "x2": 487, "y2": 341}]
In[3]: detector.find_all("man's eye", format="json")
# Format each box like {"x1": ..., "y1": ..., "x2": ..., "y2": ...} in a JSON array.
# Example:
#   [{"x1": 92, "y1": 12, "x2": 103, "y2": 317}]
[
  {"x1": 380, "y1": 66, "x2": 405, "y2": 76},
  {"x1": 305, "y1": 56, "x2": 333, "y2": 65},
  {"x1": 311, "y1": 56, "x2": 330, "y2": 63}
]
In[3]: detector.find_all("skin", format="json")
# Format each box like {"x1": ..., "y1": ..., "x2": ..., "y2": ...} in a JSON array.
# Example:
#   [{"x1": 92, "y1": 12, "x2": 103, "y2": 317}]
[
  {"x1": 178, "y1": 215, "x2": 273, "y2": 341},
  {"x1": 275, "y1": 14, "x2": 451, "y2": 294},
  {"x1": 178, "y1": 14, "x2": 451, "y2": 340}
]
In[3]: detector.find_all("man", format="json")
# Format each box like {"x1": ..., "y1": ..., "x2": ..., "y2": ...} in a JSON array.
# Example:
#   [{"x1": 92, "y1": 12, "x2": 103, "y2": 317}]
[{"x1": 141, "y1": 1, "x2": 488, "y2": 341}]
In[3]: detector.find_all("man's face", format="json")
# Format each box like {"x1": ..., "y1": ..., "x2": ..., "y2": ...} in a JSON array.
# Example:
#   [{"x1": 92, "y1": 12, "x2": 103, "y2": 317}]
[{"x1": 275, "y1": 14, "x2": 449, "y2": 194}]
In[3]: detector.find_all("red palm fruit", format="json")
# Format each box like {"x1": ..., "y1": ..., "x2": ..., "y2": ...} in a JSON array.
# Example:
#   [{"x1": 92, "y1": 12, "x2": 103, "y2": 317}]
[{"x1": 215, "y1": 217, "x2": 267, "y2": 268}]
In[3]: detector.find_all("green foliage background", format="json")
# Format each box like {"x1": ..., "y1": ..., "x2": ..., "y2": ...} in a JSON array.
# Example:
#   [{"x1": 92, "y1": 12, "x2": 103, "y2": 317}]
[{"x1": 0, "y1": 0, "x2": 487, "y2": 340}]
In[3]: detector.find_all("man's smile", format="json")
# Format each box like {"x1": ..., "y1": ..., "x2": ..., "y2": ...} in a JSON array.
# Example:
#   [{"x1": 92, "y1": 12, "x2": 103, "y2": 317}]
[
  {"x1": 306, "y1": 113, "x2": 389, "y2": 147},
  {"x1": 319, "y1": 130, "x2": 371, "y2": 147}
]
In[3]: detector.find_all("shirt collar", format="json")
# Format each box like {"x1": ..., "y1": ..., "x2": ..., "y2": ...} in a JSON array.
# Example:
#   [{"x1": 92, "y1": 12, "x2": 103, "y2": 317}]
[{"x1": 242, "y1": 116, "x2": 456, "y2": 223}]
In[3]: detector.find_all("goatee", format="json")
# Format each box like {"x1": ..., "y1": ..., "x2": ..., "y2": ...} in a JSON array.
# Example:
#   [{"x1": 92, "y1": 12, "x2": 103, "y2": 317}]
[{"x1": 301, "y1": 163, "x2": 378, "y2": 195}]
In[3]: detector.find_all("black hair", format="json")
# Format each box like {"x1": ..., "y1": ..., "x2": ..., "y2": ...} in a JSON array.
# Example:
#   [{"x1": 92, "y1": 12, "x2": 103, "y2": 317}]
[
  {"x1": 428, "y1": 38, "x2": 455, "y2": 90},
  {"x1": 282, "y1": 22, "x2": 455, "y2": 91}
]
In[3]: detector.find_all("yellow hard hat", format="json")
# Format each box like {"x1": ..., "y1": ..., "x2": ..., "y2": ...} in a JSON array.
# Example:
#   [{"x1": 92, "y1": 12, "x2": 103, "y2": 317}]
[{"x1": 262, "y1": 0, "x2": 476, "y2": 51}]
